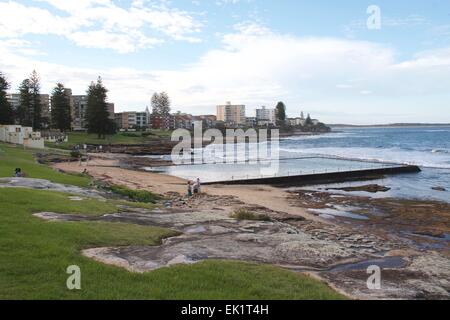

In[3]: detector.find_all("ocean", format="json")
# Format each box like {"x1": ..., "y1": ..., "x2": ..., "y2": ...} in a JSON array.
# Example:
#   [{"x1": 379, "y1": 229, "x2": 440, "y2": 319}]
[
  {"x1": 149, "y1": 126, "x2": 450, "y2": 203},
  {"x1": 281, "y1": 126, "x2": 450, "y2": 203}
]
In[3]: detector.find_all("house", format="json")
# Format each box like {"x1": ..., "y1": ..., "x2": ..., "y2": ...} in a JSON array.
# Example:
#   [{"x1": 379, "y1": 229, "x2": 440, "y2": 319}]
[
  {"x1": 173, "y1": 112, "x2": 193, "y2": 129},
  {"x1": 0, "y1": 125, "x2": 45, "y2": 149},
  {"x1": 193, "y1": 115, "x2": 217, "y2": 128}
]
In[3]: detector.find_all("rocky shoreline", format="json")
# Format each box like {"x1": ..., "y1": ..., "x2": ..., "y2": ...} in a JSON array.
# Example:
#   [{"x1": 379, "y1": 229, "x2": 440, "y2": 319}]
[{"x1": 48, "y1": 156, "x2": 450, "y2": 300}]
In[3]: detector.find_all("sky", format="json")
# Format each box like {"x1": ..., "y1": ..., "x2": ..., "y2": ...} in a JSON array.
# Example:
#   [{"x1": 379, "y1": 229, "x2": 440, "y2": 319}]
[{"x1": 0, "y1": 0, "x2": 449, "y2": 124}]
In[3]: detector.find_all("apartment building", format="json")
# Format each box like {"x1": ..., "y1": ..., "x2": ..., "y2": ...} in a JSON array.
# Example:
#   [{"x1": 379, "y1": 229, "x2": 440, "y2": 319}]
[
  {"x1": 256, "y1": 106, "x2": 276, "y2": 125},
  {"x1": 72, "y1": 95, "x2": 115, "y2": 131},
  {"x1": 115, "y1": 108, "x2": 150, "y2": 130},
  {"x1": 72, "y1": 95, "x2": 88, "y2": 131},
  {"x1": 6, "y1": 93, "x2": 50, "y2": 128},
  {"x1": 216, "y1": 102, "x2": 246, "y2": 125}
]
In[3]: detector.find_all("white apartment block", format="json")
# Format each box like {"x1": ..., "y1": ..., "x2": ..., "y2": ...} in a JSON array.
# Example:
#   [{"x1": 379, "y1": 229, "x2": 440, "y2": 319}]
[{"x1": 255, "y1": 106, "x2": 276, "y2": 125}]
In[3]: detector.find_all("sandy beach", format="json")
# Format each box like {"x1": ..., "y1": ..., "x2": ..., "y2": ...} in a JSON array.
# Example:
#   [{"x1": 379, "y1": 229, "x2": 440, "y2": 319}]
[{"x1": 52, "y1": 157, "x2": 317, "y2": 220}]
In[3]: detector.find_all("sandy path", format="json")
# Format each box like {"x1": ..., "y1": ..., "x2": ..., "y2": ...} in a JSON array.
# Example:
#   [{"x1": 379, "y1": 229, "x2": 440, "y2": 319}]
[
  {"x1": 204, "y1": 184, "x2": 316, "y2": 220},
  {"x1": 52, "y1": 161, "x2": 315, "y2": 220},
  {"x1": 53, "y1": 162, "x2": 187, "y2": 194}
]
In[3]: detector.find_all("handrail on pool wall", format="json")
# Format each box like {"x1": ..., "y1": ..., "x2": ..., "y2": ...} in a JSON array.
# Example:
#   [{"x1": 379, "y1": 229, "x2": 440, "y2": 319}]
[{"x1": 202, "y1": 164, "x2": 421, "y2": 186}]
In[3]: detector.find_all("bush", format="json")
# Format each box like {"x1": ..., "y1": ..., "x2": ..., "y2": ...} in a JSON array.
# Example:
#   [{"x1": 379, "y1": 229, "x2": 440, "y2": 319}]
[
  {"x1": 70, "y1": 150, "x2": 81, "y2": 158},
  {"x1": 107, "y1": 184, "x2": 161, "y2": 203},
  {"x1": 230, "y1": 208, "x2": 271, "y2": 221},
  {"x1": 121, "y1": 132, "x2": 140, "y2": 137}
]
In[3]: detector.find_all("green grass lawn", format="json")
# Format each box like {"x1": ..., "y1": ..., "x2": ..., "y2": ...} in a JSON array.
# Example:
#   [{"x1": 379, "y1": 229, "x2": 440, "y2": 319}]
[
  {"x1": 0, "y1": 188, "x2": 346, "y2": 300},
  {"x1": 0, "y1": 143, "x2": 91, "y2": 187},
  {"x1": 45, "y1": 130, "x2": 173, "y2": 150}
]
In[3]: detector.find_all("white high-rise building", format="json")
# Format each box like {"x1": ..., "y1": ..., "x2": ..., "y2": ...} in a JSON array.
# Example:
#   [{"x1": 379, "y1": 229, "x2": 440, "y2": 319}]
[{"x1": 256, "y1": 106, "x2": 276, "y2": 125}]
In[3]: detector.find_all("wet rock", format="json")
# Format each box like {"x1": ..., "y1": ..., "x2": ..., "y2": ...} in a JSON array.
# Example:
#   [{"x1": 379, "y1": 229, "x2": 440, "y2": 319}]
[
  {"x1": 431, "y1": 186, "x2": 446, "y2": 192},
  {"x1": 0, "y1": 178, "x2": 104, "y2": 198},
  {"x1": 68, "y1": 196, "x2": 85, "y2": 201},
  {"x1": 327, "y1": 184, "x2": 391, "y2": 193}
]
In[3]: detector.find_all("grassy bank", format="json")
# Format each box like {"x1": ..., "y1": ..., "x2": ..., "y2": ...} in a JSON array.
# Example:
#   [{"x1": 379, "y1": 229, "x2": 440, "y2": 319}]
[
  {"x1": 0, "y1": 143, "x2": 91, "y2": 187},
  {"x1": 0, "y1": 188, "x2": 345, "y2": 299},
  {"x1": 0, "y1": 140, "x2": 345, "y2": 299},
  {"x1": 45, "y1": 130, "x2": 173, "y2": 150}
]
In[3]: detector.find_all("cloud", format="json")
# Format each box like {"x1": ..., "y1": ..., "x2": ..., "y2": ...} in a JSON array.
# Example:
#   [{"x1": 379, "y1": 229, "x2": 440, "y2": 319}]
[
  {"x1": 343, "y1": 14, "x2": 430, "y2": 38},
  {"x1": 1, "y1": 21, "x2": 450, "y2": 123},
  {"x1": 68, "y1": 30, "x2": 163, "y2": 54},
  {"x1": 0, "y1": 0, "x2": 202, "y2": 52}
]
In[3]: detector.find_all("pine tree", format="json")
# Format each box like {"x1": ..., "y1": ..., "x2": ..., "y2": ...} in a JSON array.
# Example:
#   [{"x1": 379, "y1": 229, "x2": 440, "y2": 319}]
[
  {"x1": 17, "y1": 79, "x2": 33, "y2": 127},
  {"x1": 275, "y1": 101, "x2": 286, "y2": 125},
  {"x1": 159, "y1": 92, "x2": 171, "y2": 116},
  {"x1": 51, "y1": 83, "x2": 72, "y2": 132},
  {"x1": 85, "y1": 77, "x2": 115, "y2": 138},
  {"x1": 0, "y1": 72, "x2": 14, "y2": 125},
  {"x1": 151, "y1": 92, "x2": 171, "y2": 116},
  {"x1": 29, "y1": 70, "x2": 42, "y2": 130}
]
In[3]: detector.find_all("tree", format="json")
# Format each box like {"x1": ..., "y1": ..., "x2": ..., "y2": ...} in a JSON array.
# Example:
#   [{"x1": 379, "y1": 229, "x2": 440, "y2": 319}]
[
  {"x1": 29, "y1": 70, "x2": 42, "y2": 130},
  {"x1": 305, "y1": 113, "x2": 313, "y2": 126},
  {"x1": 17, "y1": 79, "x2": 33, "y2": 127},
  {"x1": 151, "y1": 92, "x2": 171, "y2": 116},
  {"x1": 275, "y1": 101, "x2": 286, "y2": 125},
  {"x1": 85, "y1": 77, "x2": 115, "y2": 138},
  {"x1": 51, "y1": 83, "x2": 72, "y2": 132},
  {"x1": 0, "y1": 72, "x2": 14, "y2": 125}
]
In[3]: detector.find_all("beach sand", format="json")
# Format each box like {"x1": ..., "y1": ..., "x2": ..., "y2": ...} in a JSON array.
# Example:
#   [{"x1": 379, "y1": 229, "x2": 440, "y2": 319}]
[{"x1": 52, "y1": 160, "x2": 315, "y2": 220}]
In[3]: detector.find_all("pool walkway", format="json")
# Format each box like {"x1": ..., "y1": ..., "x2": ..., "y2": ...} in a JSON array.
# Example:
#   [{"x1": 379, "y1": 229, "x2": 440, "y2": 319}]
[{"x1": 203, "y1": 164, "x2": 421, "y2": 186}]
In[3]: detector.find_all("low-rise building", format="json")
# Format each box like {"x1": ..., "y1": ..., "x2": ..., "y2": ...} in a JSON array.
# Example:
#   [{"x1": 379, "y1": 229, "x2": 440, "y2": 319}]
[
  {"x1": 245, "y1": 117, "x2": 257, "y2": 127},
  {"x1": 115, "y1": 108, "x2": 150, "y2": 130},
  {"x1": 0, "y1": 125, "x2": 45, "y2": 149},
  {"x1": 41, "y1": 131, "x2": 69, "y2": 143},
  {"x1": 288, "y1": 118, "x2": 306, "y2": 126},
  {"x1": 173, "y1": 112, "x2": 193, "y2": 129},
  {"x1": 150, "y1": 114, "x2": 174, "y2": 130},
  {"x1": 195, "y1": 115, "x2": 217, "y2": 128}
]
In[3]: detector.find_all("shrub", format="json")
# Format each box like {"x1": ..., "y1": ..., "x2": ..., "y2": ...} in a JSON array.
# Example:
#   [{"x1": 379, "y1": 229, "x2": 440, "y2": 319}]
[
  {"x1": 107, "y1": 184, "x2": 161, "y2": 203},
  {"x1": 121, "y1": 132, "x2": 140, "y2": 137},
  {"x1": 70, "y1": 150, "x2": 81, "y2": 158}
]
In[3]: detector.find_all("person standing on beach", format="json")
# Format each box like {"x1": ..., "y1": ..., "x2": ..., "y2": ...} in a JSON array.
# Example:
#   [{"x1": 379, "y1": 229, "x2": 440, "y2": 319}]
[
  {"x1": 187, "y1": 181, "x2": 193, "y2": 197},
  {"x1": 196, "y1": 178, "x2": 201, "y2": 194}
]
